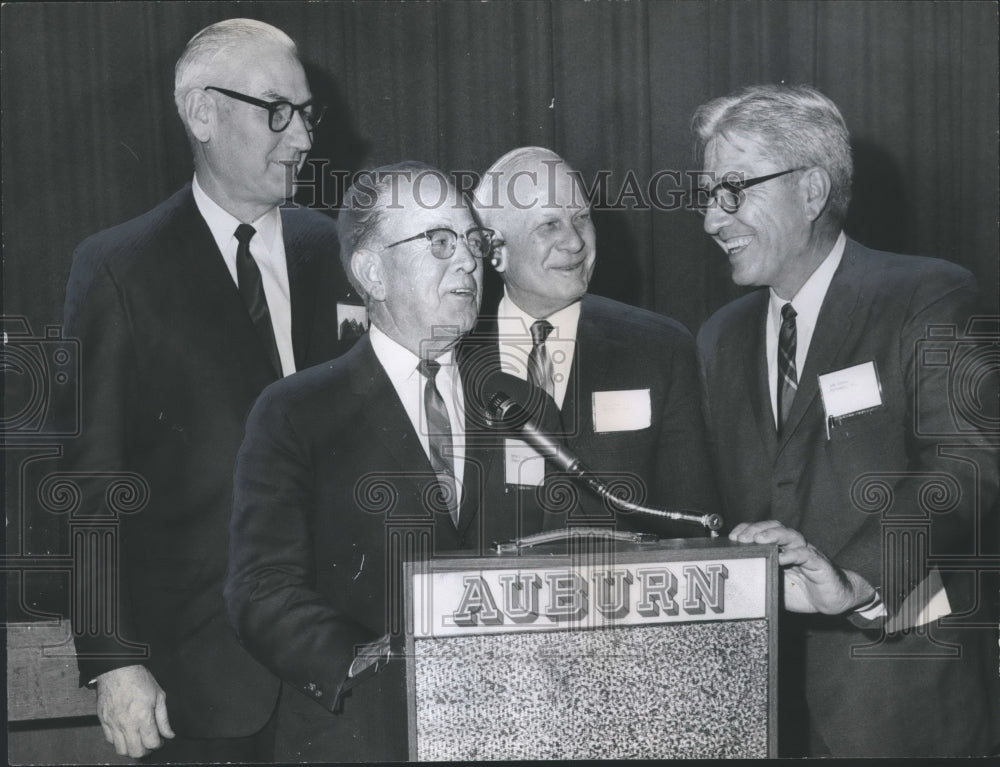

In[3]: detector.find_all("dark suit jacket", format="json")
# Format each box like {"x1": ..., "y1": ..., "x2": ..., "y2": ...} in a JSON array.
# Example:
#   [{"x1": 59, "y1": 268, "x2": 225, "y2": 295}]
[
  {"x1": 225, "y1": 334, "x2": 508, "y2": 762},
  {"x1": 464, "y1": 293, "x2": 721, "y2": 541},
  {"x1": 62, "y1": 184, "x2": 356, "y2": 738},
  {"x1": 697, "y1": 238, "x2": 999, "y2": 757}
]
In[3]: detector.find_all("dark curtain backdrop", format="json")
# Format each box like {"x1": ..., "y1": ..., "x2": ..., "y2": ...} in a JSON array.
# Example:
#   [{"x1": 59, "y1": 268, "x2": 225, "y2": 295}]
[
  {"x1": 3, "y1": 0, "x2": 998, "y2": 607},
  {"x1": 3, "y1": 0, "x2": 997, "y2": 337}
]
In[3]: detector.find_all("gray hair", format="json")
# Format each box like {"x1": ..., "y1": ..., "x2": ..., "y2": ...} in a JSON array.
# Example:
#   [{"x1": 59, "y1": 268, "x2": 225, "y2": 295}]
[
  {"x1": 337, "y1": 161, "x2": 452, "y2": 299},
  {"x1": 174, "y1": 19, "x2": 297, "y2": 117},
  {"x1": 691, "y1": 84, "x2": 853, "y2": 223}
]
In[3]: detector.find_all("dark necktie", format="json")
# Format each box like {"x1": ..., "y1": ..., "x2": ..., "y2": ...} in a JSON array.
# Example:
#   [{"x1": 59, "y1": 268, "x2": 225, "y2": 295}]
[
  {"x1": 418, "y1": 358, "x2": 459, "y2": 526},
  {"x1": 777, "y1": 302, "x2": 798, "y2": 434},
  {"x1": 527, "y1": 319, "x2": 555, "y2": 398},
  {"x1": 235, "y1": 224, "x2": 282, "y2": 378}
]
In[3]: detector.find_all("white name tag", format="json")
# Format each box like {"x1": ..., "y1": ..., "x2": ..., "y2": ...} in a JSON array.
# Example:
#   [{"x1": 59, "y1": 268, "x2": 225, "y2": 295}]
[
  {"x1": 504, "y1": 438, "x2": 546, "y2": 487},
  {"x1": 592, "y1": 389, "x2": 651, "y2": 433},
  {"x1": 818, "y1": 361, "x2": 883, "y2": 430}
]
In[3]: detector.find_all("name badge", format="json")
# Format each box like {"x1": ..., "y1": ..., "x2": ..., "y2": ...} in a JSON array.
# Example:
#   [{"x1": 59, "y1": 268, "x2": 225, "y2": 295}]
[
  {"x1": 337, "y1": 303, "x2": 368, "y2": 340},
  {"x1": 818, "y1": 361, "x2": 883, "y2": 438},
  {"x1": 592, "y1": 389, "x2": 651, "y2": 433},
  {"x1": 504, "y1": 438, "x2": 545, "y2": 487}
]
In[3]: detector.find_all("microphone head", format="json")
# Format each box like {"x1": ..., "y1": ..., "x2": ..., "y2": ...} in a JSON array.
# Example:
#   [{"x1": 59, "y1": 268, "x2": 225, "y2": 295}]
[
  {"x1": 483, "y1": 390, "x2": 520, "y2": 428},
  {"x1": 485, "y1": 390, "x2": 512, "y2": 419},
  {"x1": 704, "y1": 513, "x2": 724, "y2": 532}
]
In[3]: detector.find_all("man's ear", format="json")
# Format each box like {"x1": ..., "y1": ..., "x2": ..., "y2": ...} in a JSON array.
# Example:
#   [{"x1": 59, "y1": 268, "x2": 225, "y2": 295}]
[
  {"x1": 489, "y1": 235, "x2": 509, "y2": 273},
  {"x1": 802, "y1": 166, "x2": 832, "y2": 222},
  {"x1": 183, "y1": 88, "x2": 216, "y2": 144},
  {"x1": 351, "y1": 249, "x2": 386, "y2": 301}
]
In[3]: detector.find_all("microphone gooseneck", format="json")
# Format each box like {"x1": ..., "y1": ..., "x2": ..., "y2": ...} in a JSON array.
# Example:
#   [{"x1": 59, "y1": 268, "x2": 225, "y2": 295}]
[{"x1": 485, "y1": 391, "x2": 723, "y2": 534}]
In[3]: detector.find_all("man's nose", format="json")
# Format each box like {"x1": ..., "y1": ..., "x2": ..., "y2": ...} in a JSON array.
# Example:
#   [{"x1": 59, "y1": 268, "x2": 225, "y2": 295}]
[
  {"x1": 559, "y1": 223, "x2": 586, "y2": 252},
  {"x1": 702, "y1": 201, "x2": 732, "y2": 235},
  {"x1": 452, "y1": 238, "x2": 478, "y2": 272},
  {"x1": 284, "y1": 110, "x2": 313, "y2": 151}
]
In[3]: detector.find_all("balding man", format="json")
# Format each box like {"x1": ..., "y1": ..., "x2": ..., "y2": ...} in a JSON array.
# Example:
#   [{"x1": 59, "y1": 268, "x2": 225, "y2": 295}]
[
  {"x1": 469, "y1": 147, "x2": 719, "y2": 540},
  {"x1": 62, "y1": 18, "x2": 355, "y2": 761},
  {"x1": 225, "y1": 163, "x2": 493, "y2": 761}
]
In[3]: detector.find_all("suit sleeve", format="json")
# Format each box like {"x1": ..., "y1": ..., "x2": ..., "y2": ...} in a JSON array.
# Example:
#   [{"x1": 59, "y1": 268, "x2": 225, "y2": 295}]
[
  {"x1": 651, "y1": 328, "x2": 723, "y2": 522},
  {"x1": 225, "y1": 386, "x2": 372, "y2": 711},
  {"x1": 61, "y1": 243, "x2": 147, "y2": 684},
  {"x1": 833, "y1": 271, "x2": 996, "y2": 618}
]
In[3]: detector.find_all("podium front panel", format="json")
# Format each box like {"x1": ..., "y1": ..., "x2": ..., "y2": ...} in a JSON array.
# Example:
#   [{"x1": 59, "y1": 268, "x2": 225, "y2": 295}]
[{"x1": 404, "y1": 538, "x2": 778, "y2": 760}]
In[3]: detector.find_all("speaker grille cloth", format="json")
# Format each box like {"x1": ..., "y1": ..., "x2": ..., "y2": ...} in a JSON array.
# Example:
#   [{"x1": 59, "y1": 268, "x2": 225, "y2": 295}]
[{"x1": 413, "y1": 619, "x2": 768, "y2": 759}]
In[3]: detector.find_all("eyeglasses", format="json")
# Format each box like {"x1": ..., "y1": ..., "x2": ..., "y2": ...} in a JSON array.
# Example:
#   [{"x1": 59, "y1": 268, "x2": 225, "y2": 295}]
[
  {"x1": 204, "y1": 86, "x2": 326, "y2": 133},
  {"x1": 383, "y1": 227, "x2": 497, "y2": 260},
  {"x1": 694, "y1": 168, "x2": 805, "y2": 216}
]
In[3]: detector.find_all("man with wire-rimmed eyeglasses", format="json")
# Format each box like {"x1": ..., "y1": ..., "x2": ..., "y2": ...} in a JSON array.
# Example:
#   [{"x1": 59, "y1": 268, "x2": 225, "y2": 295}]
[
  {"x1": 693, "y1": 83, "x2": 999, "y2": 758},
  {"x1": 226, "y1": 161, "x2": 520, "y2": 761},
  {"x1": 61, "y1": 18, "x2": 357, "y2": 762}
]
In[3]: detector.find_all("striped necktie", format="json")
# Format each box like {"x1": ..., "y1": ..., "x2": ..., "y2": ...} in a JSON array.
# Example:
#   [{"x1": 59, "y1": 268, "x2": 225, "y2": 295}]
[
  {"x1": 777, "y1": 302, "x2": 798, "y2": 433},
  {"x1": 418, "y1": 358, "x2": 459, "y2": 526},
  {"x1": 527, "y1": 319, "x2": 555, "y2": 398}
]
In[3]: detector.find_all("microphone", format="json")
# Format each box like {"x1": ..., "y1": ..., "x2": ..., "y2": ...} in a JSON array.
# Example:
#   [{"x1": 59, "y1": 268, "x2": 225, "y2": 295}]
[{"x1": 485, "y1": 391, "x2": 723, "y2": 534}]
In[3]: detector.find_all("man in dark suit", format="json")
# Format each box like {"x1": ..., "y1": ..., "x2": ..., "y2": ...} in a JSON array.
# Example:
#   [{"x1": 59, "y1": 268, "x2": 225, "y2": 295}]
[
  {"x1": 468, "y1": 147, "x2": 719, "y2": 540},
  {"x1": 61, "y1": 19, "x2": 357, "y2": 762},
  {"x1": 694, "y1": 83, "x2": 999, "y2": 757},
  {"x1": 225, "y1": 162, "x2": 504, "y2": 761}
]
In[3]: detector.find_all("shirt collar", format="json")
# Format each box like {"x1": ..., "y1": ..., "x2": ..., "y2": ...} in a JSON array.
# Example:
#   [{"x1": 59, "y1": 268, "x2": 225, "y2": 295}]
[
  {"x1": 768, "y1": 230, "x2": 846, "y2": 329},
  {"x1": 369, "y1": 324, "x2": 455, "y2": 384},
  {"x1": 497, "y1": 290, "x2": 582, "y2": 339},
  {"x1": 192, "y1": 174, "x2": 280, "y2": 254}
]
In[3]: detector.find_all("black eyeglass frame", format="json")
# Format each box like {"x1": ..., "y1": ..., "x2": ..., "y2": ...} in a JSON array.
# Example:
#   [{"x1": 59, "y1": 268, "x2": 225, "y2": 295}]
[
  {"x1": 695, "y1": 167, "x2": 806, "y2": 215},
  {"x1": 383, "y1": 227, "x2": 498, "y2": 260},
  {"x1": 204, "y1": 86, "x2": 326, "y2": 133}
]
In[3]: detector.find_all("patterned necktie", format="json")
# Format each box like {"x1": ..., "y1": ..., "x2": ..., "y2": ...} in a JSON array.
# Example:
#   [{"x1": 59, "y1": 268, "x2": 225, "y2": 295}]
[
  {"x1": 527, "y1": 319, "x2": 555, "y2": 398},
  {"x1": 235, "y1": 224, "x2": 282, "y2": 378},
  {"x1": 777, "y1": 302, "x2": 798, "y2": 434},
  {"x1": 417, "y1": 359, "x2": 459, "y2": 526}
]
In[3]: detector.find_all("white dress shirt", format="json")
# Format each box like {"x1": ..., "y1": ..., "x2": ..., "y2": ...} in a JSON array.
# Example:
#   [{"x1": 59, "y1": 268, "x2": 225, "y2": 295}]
[
  {"x1": 192, "y1": 175, "x2": 296, "y2": 376},
  {"x1": 495, "y1": 291, "x2": 582, "y2": 410},
  {"x1": 369, "y1": 325, "x2": 467, "y2": 490},
  {"x1": 765, "y1": 231, "x2": 846, "y2": 428}
]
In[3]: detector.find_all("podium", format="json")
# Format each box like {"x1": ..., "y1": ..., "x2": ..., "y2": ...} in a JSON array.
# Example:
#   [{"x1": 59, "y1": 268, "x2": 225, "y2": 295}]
[{"x1": 404, "y1": 533, "x2": 778, "y2": 760}]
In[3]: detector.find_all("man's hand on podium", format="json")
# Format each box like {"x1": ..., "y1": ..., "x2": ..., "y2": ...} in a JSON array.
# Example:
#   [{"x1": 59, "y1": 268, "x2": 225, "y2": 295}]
[{"x1": 729, "y1": 520, "x2": 877, "y2": 615}]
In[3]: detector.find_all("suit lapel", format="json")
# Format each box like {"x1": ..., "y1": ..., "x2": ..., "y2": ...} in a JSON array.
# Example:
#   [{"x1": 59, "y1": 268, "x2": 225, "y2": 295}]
[
  {"x1": 777, "y1": 242, "x2": 867, "y2": 454},
  {"x1": 171, "y1": 188, "x2": 278, "y2": 384},
  {"x1": 742, "y1": 293, "x2": 778, "y2": 459},
  {"x1": 353, "y1": 335, "x2": 485, "y2": 537},
  {"x1": 351, "y1": 336, "x2": 431, "y2": 477},
  {"x1": 562, "y1": 296, "x2": 614, "y2": 436},
  {"x1": 282, "y1": 211, "x2": 318, "y2": 370}
]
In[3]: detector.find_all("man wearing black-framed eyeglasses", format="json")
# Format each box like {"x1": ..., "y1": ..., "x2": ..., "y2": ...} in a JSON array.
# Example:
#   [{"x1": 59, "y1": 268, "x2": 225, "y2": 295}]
[
  {"x1": 693, "y1": 84, "x2": 998, "y2": 758},
  {"x1": 61, "y1": 18, "x2": 357, "y2": 763}
]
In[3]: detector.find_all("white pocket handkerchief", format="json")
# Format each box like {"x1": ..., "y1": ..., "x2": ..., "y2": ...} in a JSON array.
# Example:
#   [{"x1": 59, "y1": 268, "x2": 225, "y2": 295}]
[{"x1": 592, "y1": 389, "x2": 651, "y2": 433}]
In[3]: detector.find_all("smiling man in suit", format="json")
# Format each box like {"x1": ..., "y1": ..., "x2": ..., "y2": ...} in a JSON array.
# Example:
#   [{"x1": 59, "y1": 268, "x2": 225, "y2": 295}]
[
  {"x1": 468, "y1": 147, "x2": 719, "y2": 540},
  {"x1": 694, "y1": 83, "x2": 999, "y2": 757},
  {"x1": 225, "y1": 162, "x2": 497, "y2": 761},
  {"x1": 62, "y1": 18, "x2": 356, "y2": 762}
]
